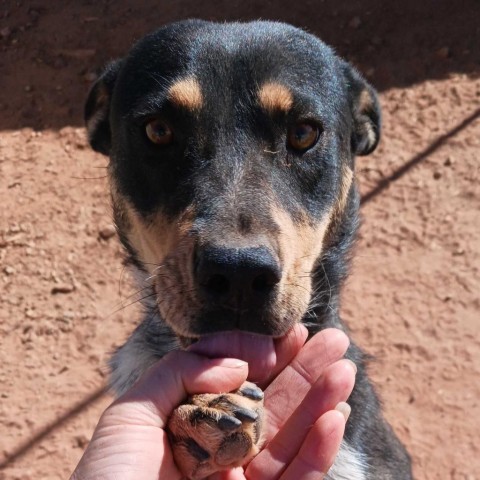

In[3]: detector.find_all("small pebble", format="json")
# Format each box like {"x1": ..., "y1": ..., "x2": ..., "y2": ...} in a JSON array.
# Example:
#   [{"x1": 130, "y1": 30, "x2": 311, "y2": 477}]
[
  {"x1": 74, "y1": 434, "x2": 90, "y2": 449},
  {"x1": 51, "y1": 283, "x2": 75, "y2": 294},
  {"x1": 3, "y1": 266, "x2": 15, "y2": 275},
  {"x1": 99, "y1": 224, "x2": 116, "y2": 240}
]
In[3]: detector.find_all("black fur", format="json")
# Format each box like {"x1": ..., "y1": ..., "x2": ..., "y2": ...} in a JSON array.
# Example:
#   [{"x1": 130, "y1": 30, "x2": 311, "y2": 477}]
[{"x1": 85, "y1": 20, "x2": 412, "y2": 478}]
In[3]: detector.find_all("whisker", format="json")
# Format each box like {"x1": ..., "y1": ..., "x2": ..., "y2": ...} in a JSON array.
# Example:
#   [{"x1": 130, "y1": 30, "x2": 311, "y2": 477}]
[{"x1": 108, "y1": 291, "x2": 158, "y2": 317}]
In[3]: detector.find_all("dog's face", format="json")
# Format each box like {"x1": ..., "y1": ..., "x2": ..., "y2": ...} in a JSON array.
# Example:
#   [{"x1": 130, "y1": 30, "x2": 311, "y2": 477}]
[{"x1": 85, "y1": 20, "x2": 380, "y2": 341}]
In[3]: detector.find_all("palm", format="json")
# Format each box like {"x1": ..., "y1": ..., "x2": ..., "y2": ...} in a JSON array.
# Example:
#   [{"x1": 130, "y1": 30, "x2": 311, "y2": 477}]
[
  {"x1": 71, "y1": 327, "x2": 353, "y2": 480},
  {"x1": 209, "y1": 329, "x2": 355, "y2": 480}
]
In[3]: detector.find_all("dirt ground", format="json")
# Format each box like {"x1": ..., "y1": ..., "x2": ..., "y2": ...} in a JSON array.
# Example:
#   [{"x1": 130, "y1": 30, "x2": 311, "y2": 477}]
[{"x1": 0, "y1": 1, "x2": 479, "y2": 479}]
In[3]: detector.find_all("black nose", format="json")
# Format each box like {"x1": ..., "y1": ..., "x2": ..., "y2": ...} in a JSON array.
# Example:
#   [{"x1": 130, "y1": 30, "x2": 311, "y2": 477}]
[{"x1": 195, "y1": 245, "x2": 281, "y2": 305}]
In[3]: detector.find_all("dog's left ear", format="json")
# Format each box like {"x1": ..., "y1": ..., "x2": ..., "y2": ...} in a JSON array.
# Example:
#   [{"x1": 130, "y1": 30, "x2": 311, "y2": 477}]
[
  {"x1": 342, "y1": 62, "x2": 381, "y2": 156},
  {"x1": 84, "y1": 60, "x2": 123, "y2": 155}
]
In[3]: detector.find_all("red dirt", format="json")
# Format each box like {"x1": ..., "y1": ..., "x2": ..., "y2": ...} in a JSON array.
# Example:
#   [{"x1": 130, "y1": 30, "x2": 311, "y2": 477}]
[{"x1": 0, "y1": 2, "x2": 479, "y2": 479}]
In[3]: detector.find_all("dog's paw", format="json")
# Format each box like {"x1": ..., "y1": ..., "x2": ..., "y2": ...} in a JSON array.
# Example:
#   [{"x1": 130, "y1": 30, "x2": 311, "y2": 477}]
[{"x1": 167, "y1": 381, "x2": 265, "y2": 480}]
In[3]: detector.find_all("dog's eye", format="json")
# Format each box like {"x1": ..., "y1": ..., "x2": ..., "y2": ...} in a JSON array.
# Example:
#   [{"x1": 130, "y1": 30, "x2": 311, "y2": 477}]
[
  {"x1": 145, "y1": 119, "x2": 174, "y2": 146},
  {"x1": 287, "y1": 122, "x2": 320, "y2": 151}
]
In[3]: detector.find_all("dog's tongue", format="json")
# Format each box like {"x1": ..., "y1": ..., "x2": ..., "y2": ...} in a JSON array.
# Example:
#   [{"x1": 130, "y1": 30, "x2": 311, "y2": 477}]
[{"x1": 189, "y1": 332, "x2": 276, "y2": 383}]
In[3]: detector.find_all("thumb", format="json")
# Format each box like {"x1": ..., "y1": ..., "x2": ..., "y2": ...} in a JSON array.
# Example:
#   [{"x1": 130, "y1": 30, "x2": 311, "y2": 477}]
[{"x1": 106, "y1": 351, "x2": 249, "y2": 428}]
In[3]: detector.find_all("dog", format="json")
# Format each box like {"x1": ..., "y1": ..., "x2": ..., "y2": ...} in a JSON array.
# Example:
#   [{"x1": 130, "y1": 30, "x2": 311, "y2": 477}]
[{"x1": 85, "y1": 19, "x2": 413, "y2": 479}]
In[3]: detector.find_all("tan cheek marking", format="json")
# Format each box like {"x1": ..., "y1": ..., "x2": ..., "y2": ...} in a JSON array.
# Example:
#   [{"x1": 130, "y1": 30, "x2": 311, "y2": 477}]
[
  {"x1": 335, "y1": 164, "x2": 353, "y2": 217},
  {"x1": 271, "y1": 207, "x2": 332, "y2": 268},
  {"x1": 110, "y1": 184, "x2": 131, "y2": 233},
  {"x1": 258, "y1": 82, "x2": 293, "y2": 112},
  {"x1": 168, "y1": 77, "x2": 203, "y2": 111},
  {"x1": 271, "y1": 206, "x2": 333, "y2": 315},
  {"x1": 111, "y1": 189, "x2": 194, "y2": 275},
  {"x1": 111, "y1": 183, "x2": 199, "y2": 335},
  {"x1": 124, "y1": 204, "x2": 175, "y2": 273}
]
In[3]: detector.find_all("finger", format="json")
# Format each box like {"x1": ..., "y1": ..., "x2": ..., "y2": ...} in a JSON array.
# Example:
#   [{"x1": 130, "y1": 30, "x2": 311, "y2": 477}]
[
  {"x1": 264, "y1": 328, "x2": 350, "y2": 438},
  {"x1": 247, "y1": 359, "x2": 355, "y2": 479},
  {"x1": 107, "y1": 351, "x2": 249, "y2": 428},
  {"x1": 209, "y1": 467, "x2": 246, "y2": 480},
  {"x1": 280, "y1": 410, "x2": 346, "y2": 480}
]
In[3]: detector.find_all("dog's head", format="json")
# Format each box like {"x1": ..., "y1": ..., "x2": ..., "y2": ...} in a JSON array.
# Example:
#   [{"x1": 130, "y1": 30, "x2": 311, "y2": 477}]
[{"x1": 85, "y1": 20, "x2": 380, "y2": 341}]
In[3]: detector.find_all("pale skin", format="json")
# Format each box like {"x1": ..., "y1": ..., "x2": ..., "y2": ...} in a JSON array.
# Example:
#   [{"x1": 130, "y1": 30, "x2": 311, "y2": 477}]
[{"x1": 71, "y1": 326, "x2": 356, "y2": 480}]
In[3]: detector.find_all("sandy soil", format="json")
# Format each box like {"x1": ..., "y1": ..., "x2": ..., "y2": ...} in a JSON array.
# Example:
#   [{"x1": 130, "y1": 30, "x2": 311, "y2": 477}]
[{"x1": 0, "y1": 1, "x2": 479, "y2": 479}]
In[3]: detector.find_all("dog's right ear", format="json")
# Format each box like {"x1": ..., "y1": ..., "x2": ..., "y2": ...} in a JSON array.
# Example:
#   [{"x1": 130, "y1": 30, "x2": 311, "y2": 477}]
[
  {"x1": 342, "y1": 62, "x2": 381, "y2": 157},
  {"x1": 84, "y1": 60, "x2": 123, "y2": 155}
]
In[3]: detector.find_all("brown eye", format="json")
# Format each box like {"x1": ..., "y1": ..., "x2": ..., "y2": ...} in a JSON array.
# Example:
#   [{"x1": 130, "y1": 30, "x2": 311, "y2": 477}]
[
  {"x1": 145, "y1": 119, "x2": 173, "y2": 145},
  {"x1": 287, "y1": 122, "x2": 320, "y2": 151}
]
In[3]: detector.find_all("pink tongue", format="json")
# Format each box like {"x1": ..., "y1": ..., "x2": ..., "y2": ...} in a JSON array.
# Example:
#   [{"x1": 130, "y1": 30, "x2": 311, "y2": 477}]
[{"x1": 189, "y1": 331, "x2": 276, "y2": 383}]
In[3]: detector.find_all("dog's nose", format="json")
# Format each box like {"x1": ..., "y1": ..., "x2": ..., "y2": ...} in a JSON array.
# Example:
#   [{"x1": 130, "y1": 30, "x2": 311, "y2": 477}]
[{"x1": 195, "y1": 245, "x2": 281, "y2": 305}]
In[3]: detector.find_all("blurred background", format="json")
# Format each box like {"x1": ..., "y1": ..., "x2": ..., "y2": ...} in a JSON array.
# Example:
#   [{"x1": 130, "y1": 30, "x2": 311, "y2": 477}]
[{"x1": 0, "y1": 1, "x2": 479, "y2": 479}]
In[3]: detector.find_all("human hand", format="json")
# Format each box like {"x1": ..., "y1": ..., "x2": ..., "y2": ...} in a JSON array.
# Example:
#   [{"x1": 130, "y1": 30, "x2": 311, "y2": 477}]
[
  {"x1": 204, "y1": 327, "x2": 355, "y2": 480},
  {"x1": 70, "y1": 326, "x2": 354, "y2": 480}
]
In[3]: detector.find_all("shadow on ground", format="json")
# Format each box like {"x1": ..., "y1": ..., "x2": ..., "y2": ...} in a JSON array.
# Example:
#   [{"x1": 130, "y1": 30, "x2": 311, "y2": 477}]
[{"x1": 0, "y1": 0, "x2": 479, "y2": 130}]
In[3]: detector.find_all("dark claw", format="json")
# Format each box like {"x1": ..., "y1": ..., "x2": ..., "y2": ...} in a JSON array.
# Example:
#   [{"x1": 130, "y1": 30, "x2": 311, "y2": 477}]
[
  {"x1": 233, "y1": 406, "x2": 258, "y2": 423},
  {"x1": 184, "y1": 437, "x2": 210, "y2": 461},
  {"x1": 217, "y1": 414, "x2": 242, "y2": 431},
  {"x1": 239, "y1": 386, "x2": 264, "y2": 401}
]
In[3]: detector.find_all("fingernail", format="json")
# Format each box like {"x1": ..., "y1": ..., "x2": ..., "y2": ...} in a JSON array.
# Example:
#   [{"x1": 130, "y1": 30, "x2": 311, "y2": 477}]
[
  {"x1": 346, "y1": 359, "x2": 357, "y2": 374},
  {"x1": 335, "y1": 402, "x2": 351, "y2": 422},
  {"x1": 219, "y1": 358, "x2": 248, "y2": 368}
]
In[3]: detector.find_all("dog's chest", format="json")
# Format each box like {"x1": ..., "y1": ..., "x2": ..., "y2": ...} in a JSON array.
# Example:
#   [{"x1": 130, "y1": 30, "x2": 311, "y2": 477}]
[{"x1": 326, "y1": 441, "x2": 367, "y2": 480}]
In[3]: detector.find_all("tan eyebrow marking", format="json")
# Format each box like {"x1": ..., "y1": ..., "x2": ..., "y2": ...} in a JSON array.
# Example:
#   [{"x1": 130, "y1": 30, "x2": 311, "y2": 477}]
[
  {"x1": 168, "y1": 77, "x2": 203, "y2": 110},
  {"x1": 258, "y1": 82, "x2": 293, "y2": 112}
]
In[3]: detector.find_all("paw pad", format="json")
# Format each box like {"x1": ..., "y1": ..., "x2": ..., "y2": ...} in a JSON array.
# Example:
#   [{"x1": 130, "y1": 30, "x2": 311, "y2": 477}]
[{"x1": 167, "y1": 381, "x2": 265, "y2": 479}]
